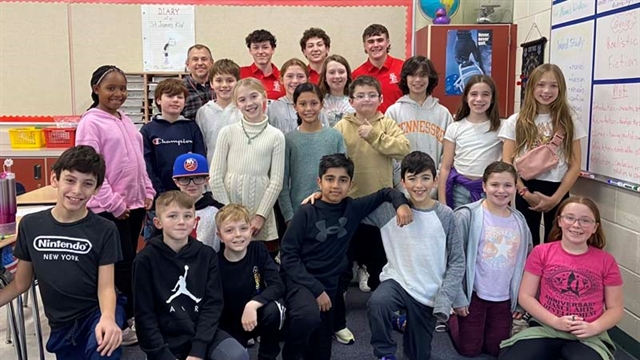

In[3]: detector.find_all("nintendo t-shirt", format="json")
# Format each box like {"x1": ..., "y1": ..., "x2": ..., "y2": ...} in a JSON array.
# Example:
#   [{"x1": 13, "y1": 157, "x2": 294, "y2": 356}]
[
  {"x1": 14, "y1": 209, "x2": 122, "y2": 329},
  {"x1": 525, "y1": 241, "x2": 622, "y2": 323}
]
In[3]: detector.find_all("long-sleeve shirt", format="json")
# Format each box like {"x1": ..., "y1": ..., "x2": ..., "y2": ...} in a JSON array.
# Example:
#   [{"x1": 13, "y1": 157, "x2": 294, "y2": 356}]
[
  {"x1": 218, "y1": 242, "x2": 284, "y2": 330},
  {"x1": 209, "y1": 117, "x2": 285, "y2": 241},
  {"x1": 280, "y1": 188, "x2": 409, "y2": 297},
  {"x1": 278, "y1": 127, "x2": 346, "y2": 222}
]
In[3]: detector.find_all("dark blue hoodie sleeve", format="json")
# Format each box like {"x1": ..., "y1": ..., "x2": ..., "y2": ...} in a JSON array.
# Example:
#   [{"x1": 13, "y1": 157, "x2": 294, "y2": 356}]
[
  {"x1": 190, "y1": 249, "x2": 224, "y2": 358},
  {"x1": 280, "y1": 208, "x2": 326, "y2": 297},
  {"x1": 140, "y1": 125, "x2": 165, "y2": 195},
  {"x1": 191, "y1": 122, "x2": 207, "y2": 158},
  {"x1": 352, "y1": 187, "x2": 409, "y2": 223}
]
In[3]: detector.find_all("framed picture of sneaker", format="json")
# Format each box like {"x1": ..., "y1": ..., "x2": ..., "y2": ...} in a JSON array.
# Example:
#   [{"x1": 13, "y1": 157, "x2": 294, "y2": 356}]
[
  {"x1": 520, "y1": 37, "x2": 547, "y2": 106},
  {"x1": 444, "y1": 29, "x2": 493, "y2": 95},
  {"x1": 415, "y1": 24, "x2": 517, "y2": 118}
]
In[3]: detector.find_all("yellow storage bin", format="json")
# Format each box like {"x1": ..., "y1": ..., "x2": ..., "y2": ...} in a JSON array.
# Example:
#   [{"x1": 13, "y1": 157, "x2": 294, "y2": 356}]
[{"x1": 8, "y1": 127, "x2": 45, "y2": 149}]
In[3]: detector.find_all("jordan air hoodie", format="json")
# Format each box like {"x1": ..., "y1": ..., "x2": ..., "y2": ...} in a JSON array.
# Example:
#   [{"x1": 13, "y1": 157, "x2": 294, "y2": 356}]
[{"x1": 133, "y1": 236, "x2": 223, "y2": 360}]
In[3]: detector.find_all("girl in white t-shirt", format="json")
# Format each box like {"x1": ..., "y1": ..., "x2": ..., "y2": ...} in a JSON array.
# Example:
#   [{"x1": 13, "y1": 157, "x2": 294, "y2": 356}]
[
  {"x1": 438, "y1": 75, "x2": 503, "y2": 208},
  {"x1": 498, "y1": 64, "x2": 586, "y2": 245}
]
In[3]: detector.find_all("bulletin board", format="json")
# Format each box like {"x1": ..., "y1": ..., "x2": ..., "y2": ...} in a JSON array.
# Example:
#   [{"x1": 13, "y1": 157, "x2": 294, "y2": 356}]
[
  {"x1": 550, "y1": 0, "x2": 640, "y2": 191},
  {"x1": 0, "y1": 0, "x2": 413, "y2": 116}
]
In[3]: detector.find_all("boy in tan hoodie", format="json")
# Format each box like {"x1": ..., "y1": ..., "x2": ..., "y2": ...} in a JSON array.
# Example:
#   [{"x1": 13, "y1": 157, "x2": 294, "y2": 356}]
[{"x1": 332, "y1": 75, "x2": 410, "y2": 344}]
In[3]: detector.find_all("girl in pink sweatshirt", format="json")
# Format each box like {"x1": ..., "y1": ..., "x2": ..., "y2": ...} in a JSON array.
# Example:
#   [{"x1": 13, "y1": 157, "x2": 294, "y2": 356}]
[{"x1": 75, "y1": 65, "x2": 155, "y2": 344}]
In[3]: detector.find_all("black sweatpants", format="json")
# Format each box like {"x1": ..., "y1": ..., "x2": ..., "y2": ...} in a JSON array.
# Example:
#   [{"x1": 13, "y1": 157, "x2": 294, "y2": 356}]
[
  {"x1": 220, "y1": 301, "x2": 283, "y2": 360},
  {"x1": 516, "y1": 179, "x2": 569, "y2": 246},
  {"x1": 282, "y1": 284, "x2": 335, "y2": 360},
  {"x1": 98, "y1": 207, "x2": 146, "y2": 319}
]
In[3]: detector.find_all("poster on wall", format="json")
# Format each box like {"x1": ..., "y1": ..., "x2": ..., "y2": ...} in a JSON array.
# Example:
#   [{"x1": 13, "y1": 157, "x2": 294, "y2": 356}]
[
  {"x1": 141, "y1": 5, "x2": 195, "y2": 72},
  {"x1": 444, "y1": 29, "x2": 493, "y2": 95},
  {"x1": 520, "y1": 38, "x2": 547, "y2": 106}
]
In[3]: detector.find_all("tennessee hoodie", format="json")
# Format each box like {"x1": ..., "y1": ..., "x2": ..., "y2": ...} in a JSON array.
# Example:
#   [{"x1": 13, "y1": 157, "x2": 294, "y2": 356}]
[
  {"x1": 385, "y1": 95, "x2": 453, "y2": 168},
  {"x1": 76, "y1": 108, "x2": 156, "y2": 217},
  {"x1": 334, "y1": 111, "x2": 410, "y2": 197},
  {"x1": 133, "y1": 236, "x2": 223, "y2": 360},
  {"x1": 141, "y1": 114, "x2": 207, "y2": 195}
]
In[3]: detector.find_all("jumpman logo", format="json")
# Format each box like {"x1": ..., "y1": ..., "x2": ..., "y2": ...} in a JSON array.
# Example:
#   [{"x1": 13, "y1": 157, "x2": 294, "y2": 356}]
[
  {"x1": 166, "y1": 265, "x2": 202, "y2": 304},
  {"x1": 315, "y1": 217, "x2": 348, "y2": 242}
]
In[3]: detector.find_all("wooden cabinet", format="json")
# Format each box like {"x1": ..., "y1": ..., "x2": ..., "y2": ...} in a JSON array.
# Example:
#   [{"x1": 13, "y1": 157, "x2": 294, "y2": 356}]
[{"x1": 0, "y1": 157, "x2": 46, "y2": 192}]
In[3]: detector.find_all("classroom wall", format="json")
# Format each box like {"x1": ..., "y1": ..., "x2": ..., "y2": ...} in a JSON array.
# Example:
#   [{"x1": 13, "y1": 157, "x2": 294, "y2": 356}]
[
  {"x1": 0, "y1": 1, "x2": 409, "y2": 116},
  {"x1": 513, "y1": 0, "x2": 640, "y2": 341}
]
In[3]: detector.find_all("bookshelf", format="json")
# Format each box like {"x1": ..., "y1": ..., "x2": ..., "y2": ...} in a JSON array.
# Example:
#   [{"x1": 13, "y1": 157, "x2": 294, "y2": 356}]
[{"x1": 124, "y1": 72, "x2": 188, "y2": 123}]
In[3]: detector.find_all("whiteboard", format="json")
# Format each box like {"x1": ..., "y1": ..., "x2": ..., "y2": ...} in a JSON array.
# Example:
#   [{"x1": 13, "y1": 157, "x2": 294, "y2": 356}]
[{"x1": 550, "y1": 0, "x2": 640, "y2": 187}]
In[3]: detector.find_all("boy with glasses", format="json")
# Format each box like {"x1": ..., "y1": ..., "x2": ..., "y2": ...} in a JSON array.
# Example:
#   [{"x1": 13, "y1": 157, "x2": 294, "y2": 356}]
[{"x1": 150, "y1": 153, "x2": 224, "y2": 251}]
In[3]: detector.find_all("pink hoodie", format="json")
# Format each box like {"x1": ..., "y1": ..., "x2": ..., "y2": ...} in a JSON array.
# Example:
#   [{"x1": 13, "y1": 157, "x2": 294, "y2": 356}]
[{"x1": 76, "y1": 108, "x2": 155, "y2": 217}]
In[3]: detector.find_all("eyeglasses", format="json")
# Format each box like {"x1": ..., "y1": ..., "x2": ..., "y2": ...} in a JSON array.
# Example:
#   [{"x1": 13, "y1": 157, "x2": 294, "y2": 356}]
[
  {"x1": 559, "y1": 215, "x2": 597, "y2": 227},
  {"x1": 176, "y1": 176, "x2": 207, "y2": 186},
  {"x1": 352, "y1": 93, "x2": 380, "y2": 100}
]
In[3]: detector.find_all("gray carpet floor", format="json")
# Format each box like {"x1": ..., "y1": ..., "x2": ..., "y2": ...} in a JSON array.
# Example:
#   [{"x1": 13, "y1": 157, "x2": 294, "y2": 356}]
[{"x1": 122, "y1": 286, "x2": 636, "y2": 360}]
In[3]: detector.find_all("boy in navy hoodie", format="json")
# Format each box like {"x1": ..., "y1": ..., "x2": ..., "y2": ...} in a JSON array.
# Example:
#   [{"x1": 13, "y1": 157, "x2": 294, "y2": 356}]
[
  {"x1": 133, "y1": 191, "x2": 248, "y2": 360},
  {"x1": 141, "y1": 79, "x2": 206, "y2": 240},
  {"x1": 217, "y1": 204, "x2": 285, "y2": 360},
  {"x1": 280, "y1": 153, "x2": 413, "y2": 360}
]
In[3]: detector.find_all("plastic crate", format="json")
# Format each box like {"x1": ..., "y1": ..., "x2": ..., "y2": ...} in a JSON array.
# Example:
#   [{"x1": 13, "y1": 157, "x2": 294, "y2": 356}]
[
  {"x1": 43, "y1": 127, "x2": 76, "y2": 148},
  {"x1": 8, "y1": 127, "x2": 44, "y2": 148}
]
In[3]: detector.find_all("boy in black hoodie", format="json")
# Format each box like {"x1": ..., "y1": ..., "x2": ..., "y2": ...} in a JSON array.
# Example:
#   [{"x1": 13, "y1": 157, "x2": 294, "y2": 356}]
[
  {"x1": 133, "y1": 191, "x2": 248, "y2": 360},
  {"x1": 217, "y1": 204, "x2": 285, "y2": 360},
  {"x1": 280, "y1": 153, "x2": 413, "y2": 360}
]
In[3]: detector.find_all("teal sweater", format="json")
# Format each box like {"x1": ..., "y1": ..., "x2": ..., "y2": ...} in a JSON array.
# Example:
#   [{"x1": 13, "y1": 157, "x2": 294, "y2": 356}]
[{"x1": 278, "y1": 127, "x2": 346, "y2": 221}]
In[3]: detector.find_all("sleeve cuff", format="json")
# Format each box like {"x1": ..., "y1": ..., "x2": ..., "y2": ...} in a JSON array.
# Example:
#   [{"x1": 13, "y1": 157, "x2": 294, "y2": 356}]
[{"x1": 189, "y1": 340, "x2": 208, "y2": 359}]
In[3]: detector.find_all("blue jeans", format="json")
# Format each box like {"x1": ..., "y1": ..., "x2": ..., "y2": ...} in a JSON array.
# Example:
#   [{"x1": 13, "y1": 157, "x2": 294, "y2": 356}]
[
  {"x1": 46, "y1": 297, "x2": 126, "y2": 360},
  {"x1": 143, "y1": 210, "x2": 157, "y2": 242},
  {"x1": 451, "y1": 184, "x2": 485, "y2": 209}
]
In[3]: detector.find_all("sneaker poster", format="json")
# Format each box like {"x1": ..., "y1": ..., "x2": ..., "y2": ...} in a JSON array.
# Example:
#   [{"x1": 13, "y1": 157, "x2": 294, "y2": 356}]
[{"x1": 444, "y1": 29, "x2": 493, "y2": 95}]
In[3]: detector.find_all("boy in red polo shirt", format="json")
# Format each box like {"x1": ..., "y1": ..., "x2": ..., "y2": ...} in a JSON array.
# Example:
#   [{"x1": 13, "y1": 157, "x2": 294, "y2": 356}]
[
  {"x1": 299, "y1": 28, "x2": 331, "y2": 85},
  {"x1": 352, "y1": 24, "x2": 404, "y2": 113},
  {"x1": 240, "y1": 29, "x2": 285, "y2": 100}
]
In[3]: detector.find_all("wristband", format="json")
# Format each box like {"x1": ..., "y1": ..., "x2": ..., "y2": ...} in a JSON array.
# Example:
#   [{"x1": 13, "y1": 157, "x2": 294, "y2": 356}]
[{"x1": 518, "y1": 187, "x2": 528, "y2": 196}]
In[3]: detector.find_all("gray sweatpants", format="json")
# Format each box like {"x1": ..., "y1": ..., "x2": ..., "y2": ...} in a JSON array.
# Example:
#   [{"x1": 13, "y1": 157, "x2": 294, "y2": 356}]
[{"x1": 367, "y1": 279, "x2": 437, "y2": 360}]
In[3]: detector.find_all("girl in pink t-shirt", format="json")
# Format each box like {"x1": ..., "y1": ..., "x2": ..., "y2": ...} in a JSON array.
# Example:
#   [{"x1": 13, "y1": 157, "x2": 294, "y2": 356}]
[{"x1": 499, "y1": 197, "x2": 624, "y2": 360}]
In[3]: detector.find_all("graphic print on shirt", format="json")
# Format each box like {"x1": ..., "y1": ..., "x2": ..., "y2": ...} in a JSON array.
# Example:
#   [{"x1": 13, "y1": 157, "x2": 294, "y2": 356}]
[
  {"x1": 166, "y1": 265, "x2": 202, "y2": 304},
  {"x1": 191, "y1": 216, "x2": 200, "y2": 239},
  {"x1": 533, "y1": 121, "x2": 553, "y2": 148},
  {"x1": 398, "y1": 120, "x2": 446, "y2": 141},
  {"x1": 389, "y1": 73, "x2": 399, "y2": 84},
  {"x1": 542, "y1": 265, "x2": 601, "y2": 320},
  {"x1": 253, "y1": 266, "x2": 261, "y2": 295},
  {"x1": 315, "y1": 217, "x2": 348, "y2": 242},
  {"x1": 151, "y1": 137, "x2": 195, "y2": 146},
  {"x1": 480, "y1": 225, "x2": 521, "y2": 269},
  {"x1": 34, "y1": 235, "x2": 92, "y2": 262},
  {"x1": 273, "y1": 81, "x2": 281, "y2": 93}
]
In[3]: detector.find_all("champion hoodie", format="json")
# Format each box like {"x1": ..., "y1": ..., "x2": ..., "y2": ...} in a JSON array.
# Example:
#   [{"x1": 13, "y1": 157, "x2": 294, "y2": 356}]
[
  {"x1": 133, "y1": 236, "x2": 223, "y2": 360},
  {"x1": 141, "y1": 114, "x2": 207, "y2": 195},
  {"x1": 76, "y1": 108, "x2": 156, "y2": 217},
  {"x1": 385, "y1": 95, "x2": 453, "y2": 168}
]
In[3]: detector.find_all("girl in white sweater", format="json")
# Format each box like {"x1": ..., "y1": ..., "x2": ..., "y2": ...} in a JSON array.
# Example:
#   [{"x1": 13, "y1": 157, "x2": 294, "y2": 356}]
[{"x1": 210, "y1": 78, "x2": 285, "y2": 244}]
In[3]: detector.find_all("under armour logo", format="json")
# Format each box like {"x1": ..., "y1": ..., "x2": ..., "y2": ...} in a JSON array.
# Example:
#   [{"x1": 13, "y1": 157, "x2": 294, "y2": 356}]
[{"x1": 315, "y1": 217, "x2": 348, "y2": 242}]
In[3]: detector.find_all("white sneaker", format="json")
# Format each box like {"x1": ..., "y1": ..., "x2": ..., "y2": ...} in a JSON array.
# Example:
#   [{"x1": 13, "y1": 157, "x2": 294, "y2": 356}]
[
  {"x1": 333, "y1": 327, "x2": 355, "y2": 345},
  {"x1": 357, "y1": 266, "x2": 371, "y2": 293}
]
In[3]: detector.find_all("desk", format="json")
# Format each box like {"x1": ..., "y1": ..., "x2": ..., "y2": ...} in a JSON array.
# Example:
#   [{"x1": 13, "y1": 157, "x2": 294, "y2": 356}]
[{"x1": 17, "y1": 185, "x2": 56, "y2": 205}]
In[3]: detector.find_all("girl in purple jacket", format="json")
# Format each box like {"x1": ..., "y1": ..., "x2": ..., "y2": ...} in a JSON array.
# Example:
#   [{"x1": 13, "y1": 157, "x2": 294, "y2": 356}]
[{"x1": 75, "y1": 65, "x2": 156, "y2": 345}]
